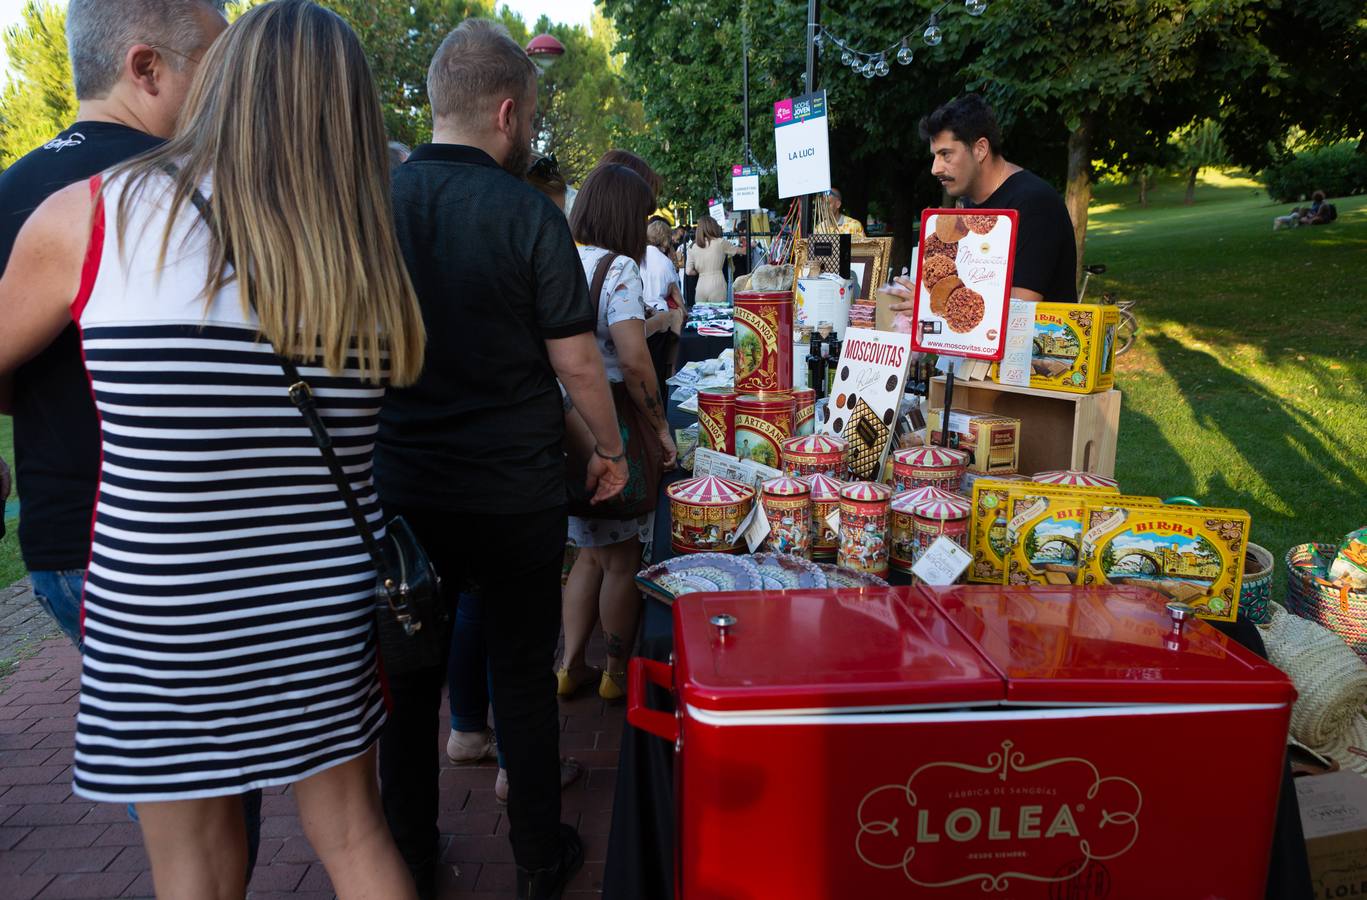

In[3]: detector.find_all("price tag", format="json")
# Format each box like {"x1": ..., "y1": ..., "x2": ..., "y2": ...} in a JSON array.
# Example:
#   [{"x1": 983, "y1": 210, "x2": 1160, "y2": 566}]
[
  {"x1": 741, "y1": 502, "x2": 770, "y2": 552},
  {"x1": 911, "y1": 536, "x2": 972, "y2": 586},
  {"x1": 999, "y1": 299, "x2": 1036, "y2": 387},
  {"x1": 825, "y1": 508, "x2": 841, "y2": 538}
]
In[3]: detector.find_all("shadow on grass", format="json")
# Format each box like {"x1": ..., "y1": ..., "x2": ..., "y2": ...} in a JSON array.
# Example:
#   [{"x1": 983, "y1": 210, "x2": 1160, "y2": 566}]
[{"x1": 1147, "y1": 333, "x2": 1367, "y2": 515}]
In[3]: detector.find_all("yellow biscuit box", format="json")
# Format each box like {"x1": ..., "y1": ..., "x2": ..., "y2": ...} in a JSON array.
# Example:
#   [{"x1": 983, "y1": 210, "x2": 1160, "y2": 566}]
[
  {"x1": 990, "y1": 302, "x2": 1119, "y2": 394},
  {"x1": 968, "y1": 479, "x2": 1118, "y2": 585},
  {"x1": 1078, "y1": 500, "x2": 1252, "y2": 622},
  {"x1": 1005, "y1": 490, "x2": 1159, "y2": 587}
]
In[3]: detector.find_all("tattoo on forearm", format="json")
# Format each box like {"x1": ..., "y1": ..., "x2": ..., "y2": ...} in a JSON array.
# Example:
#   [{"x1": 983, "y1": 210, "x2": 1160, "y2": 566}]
[{"x1": 641, "y1": 380, "x2": 666, "y2": 428}]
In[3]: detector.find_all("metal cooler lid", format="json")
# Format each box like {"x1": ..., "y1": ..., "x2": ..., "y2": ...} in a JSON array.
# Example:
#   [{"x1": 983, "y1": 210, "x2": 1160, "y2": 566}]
[
  {"x1": 673, "y1": 588, "x2": 1005, "y2": 713},
  {"x1": 920, "y1": 585, "x2": 1296, "y2": 706}
]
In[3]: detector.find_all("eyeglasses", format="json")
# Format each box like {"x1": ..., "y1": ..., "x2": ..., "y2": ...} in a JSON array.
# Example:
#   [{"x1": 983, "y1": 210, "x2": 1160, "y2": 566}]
[
  {"x1": 528, "y1": 154, "x2": 561, "y2": 182},
  {"x1": 151, "y1": 44, "x2": 203, "y2": 66}
]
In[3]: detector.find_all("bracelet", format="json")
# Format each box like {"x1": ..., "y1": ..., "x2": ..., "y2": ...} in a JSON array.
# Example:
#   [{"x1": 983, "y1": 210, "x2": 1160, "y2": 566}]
[{"x1": 594, "y1": 444, "x2": 626, "y2": 463}]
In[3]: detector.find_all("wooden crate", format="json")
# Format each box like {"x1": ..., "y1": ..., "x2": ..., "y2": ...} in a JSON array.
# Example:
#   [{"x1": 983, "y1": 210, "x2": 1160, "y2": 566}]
[{"x1": 926, "y1": 376, "x2": 1121, "y2": 477}]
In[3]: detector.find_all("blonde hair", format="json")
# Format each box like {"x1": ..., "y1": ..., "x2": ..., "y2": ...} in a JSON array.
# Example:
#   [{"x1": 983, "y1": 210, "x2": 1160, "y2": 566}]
[
  {"x1": 111, "y1": 0, "x2": 424, "y2": 385},
  {"x1": 695, "y1": 215, "x2": 721, "y2": 249},
  {"x1": 646, "y1": 218, "x2": 672, "y2": 253},
  {"x1": 427, "y1": 18, "x2": 536, "y2": 129}
]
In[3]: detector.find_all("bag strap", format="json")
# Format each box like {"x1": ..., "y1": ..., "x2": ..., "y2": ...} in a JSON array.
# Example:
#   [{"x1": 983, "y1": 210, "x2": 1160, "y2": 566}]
[
  {"x1": 588, "y1": 251, "x2": 618, "y2": 316},
  {"x1": 163, "y1": 164, "x2": 395, "y2": 591}
]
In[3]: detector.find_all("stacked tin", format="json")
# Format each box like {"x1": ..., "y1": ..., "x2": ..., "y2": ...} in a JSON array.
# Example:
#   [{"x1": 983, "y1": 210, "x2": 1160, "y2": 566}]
[
  {"x1": 837, "y1": 481, "x2": 893, "y2": 577},
  {"x1": 803, "y1": 473, "x2": 845, "y2": 561},
  {"x1": 697, "y1": 388, "x2": 737, "y2": 455},
  {"x1": 792, "y1": 388, "x2": 816, "y2": 436},
  {"x1": 733, "y1": 291, "x2": 794, "y2": 397},
  {"x1": 734, "y1": 394, "x2": 794, "y2": 469},
  {"x1": 891, "y1": 445, "x2": 969, "y2": 494},
  {"x1": 666, "y1": 475, "x2": 755, "y2": 555},
  {"x1": 1031, "y1": 469, "x2": 1120, "y2": 489},
  {"x1": 889, "y1": 485, "x2": 971, "y2": 581},
  {"x1": 760, "y1": 476, "x2": 813, "y2": 558},
  {"x1": 781, "y1": 434, "x2": 847, "y2": 478}
]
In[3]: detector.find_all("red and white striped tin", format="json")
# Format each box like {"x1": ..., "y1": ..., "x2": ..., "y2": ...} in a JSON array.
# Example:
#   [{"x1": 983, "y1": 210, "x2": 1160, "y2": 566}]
[
  {"x1": 760, "y1": 476, "x2": 813, "y2": 558},
  {"x1": 781, "y1": 433, "x2": 847, "y2": 478},
  {"x1": 1031, "y1": 469, "x2": 1120, "y2": 489},
  {"x1": 891, "y1": 445, "x2": 969, "y2": 493},
  {"x1": 803, "y1": 473, "x2": 845, "y2": 560},
  {"x1": 666, "y1": 475, "x2": 755, "y2": 555},
  {"x1": 837, "y1": 481, "x2": 893, "y2": 577}
]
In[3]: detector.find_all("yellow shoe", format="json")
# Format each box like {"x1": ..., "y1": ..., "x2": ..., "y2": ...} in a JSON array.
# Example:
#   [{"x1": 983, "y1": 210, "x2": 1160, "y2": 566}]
[
  {"x1": 556, "y1": 665, "x2": 599, "y2": 698},
  {"x1": 599, "y1": 669, "x2": 626, "y2": 701}
]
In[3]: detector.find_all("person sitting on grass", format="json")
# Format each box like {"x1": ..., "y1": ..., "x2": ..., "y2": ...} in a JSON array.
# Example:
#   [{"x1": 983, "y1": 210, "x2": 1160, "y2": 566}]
[{"x1": 1300, "y1": 190, "x2": 1336, "y2": 225}]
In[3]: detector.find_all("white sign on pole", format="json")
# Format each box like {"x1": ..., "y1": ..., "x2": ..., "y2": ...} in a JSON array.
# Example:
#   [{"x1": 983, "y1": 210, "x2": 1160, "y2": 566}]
[
  {"x1": 708, "y1": 198, "x2": 727, "y2": 229},
  {"x1": 773, "y1": 91, "x2": 831, "y2": 200},
  {"x1": 731, "y1": 164, "x2": 761, "y2": 211}
]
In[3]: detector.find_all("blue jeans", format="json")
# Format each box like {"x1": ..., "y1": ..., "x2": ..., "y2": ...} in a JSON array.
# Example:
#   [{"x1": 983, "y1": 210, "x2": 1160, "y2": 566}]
[
  {"x1": 30, "y1": 569, "x2": 263, "y2": 876},
  {"x1": 447, "y1": 593, "x2": 505, "y2": 769},
  {"x1": 28, "y1": 570, "x2": 85, "y2": 650}
]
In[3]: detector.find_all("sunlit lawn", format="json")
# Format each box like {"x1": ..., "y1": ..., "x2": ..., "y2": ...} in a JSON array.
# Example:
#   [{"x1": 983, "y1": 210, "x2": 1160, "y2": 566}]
[{"x1": 1090, "y1": 170, "x2": 1367, "y2": 596}]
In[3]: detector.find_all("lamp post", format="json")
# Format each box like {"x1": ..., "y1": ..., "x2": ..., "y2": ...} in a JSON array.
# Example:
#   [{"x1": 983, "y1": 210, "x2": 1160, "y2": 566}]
[{"x1": 525, "y1": 33, "x2": 565, "y2": 73}]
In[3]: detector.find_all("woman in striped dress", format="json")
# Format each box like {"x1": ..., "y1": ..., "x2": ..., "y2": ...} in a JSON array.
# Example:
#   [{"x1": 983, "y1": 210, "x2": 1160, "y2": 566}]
[{"x1": 0, "y1": 3, "x2": 425, "y2": 897}]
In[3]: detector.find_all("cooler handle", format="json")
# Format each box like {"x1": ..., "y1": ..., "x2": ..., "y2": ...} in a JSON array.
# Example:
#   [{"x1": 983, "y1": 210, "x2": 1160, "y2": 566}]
[{"x1": 627, "y1": 657, "x2": 678, "y2": 743}]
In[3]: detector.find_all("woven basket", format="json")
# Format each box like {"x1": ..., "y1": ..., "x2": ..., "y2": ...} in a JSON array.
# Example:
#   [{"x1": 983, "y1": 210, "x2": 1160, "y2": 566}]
[
  {"x1": 1238, "y1": 542, "x2": 1275, "y2": 624},
  {"x1": 1286, "y1": 542, "x2": 1367, "y2": 661}
]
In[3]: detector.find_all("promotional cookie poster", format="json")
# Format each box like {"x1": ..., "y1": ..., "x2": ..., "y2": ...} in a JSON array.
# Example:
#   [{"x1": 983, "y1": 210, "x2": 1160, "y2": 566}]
[{"x1": 911, "y1": 208, "x2": 1018, "y2": 360}]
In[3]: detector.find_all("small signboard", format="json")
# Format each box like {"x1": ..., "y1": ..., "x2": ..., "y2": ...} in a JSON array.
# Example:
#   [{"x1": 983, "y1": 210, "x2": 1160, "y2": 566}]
[
  {"x1": 910, "y1": 208, "x2": 1018, "y2": 361},
  {"x1": 773, "y1": 91, "x2": 832, "y2": 199},
  {"x1": 732, "y1": 165, "x2": 761, "y2": 211}
]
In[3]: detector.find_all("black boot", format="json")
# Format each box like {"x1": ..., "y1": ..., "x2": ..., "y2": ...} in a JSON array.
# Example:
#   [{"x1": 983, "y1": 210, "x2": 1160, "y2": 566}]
[{"x1": 515, "y1": 824, "x2": 585, "y2": 900}]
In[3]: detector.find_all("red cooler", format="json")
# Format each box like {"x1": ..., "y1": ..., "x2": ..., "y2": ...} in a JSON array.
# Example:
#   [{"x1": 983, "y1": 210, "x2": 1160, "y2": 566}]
[{"x1": 628, "y1": 585, "x2": 1293, "y2": 900}]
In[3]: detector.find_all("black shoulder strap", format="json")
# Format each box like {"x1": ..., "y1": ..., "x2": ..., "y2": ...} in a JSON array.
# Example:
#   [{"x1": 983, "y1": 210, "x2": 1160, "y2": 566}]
[
  {"x1": 163, "y1": 163, "x2": 393, "y2": 587},
  {"x1": 589, "y1": 251, "x2": 618, "y2": 313}
]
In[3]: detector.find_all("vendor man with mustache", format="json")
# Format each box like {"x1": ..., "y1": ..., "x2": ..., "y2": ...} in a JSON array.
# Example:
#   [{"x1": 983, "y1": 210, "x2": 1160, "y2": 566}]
[{"x1": 890, "y1": 94, "x2": 1077, "y2": 308}]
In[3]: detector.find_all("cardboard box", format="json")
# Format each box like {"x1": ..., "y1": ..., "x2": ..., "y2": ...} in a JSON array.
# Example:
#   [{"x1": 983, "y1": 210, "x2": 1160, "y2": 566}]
[
  {"x1": 1297, "y1": 771, "x2": 1367, "y2": 900},
  {"x1": 1005, "y1": 489, "x2": 1154, "y2": 587},
  {"x1": 1077, "y1": 500, "x2": 1252, "y2": 621},
  {"x1": 966, "y1": 480, "x2": 1117, "y2": 585},
  {"x1": 990, "y1": 302, "x2": 1119, "y2": 394},
  {"x1": 925, "y1": 407, "x2": 1020, "y2": 475}
]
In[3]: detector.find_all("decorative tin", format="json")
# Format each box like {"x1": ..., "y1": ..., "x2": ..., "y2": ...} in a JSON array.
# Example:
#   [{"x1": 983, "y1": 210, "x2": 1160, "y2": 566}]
[
  {"x1": 1079, "y1": 500, "x2": 1251, "y2": 622},
  {"x1": 1032, "y1": 469, "x2": 1120, "y2": 489},
  {"x1": 793, "y1": 388, "x2": 816, "y2": 436},
  {"x1": 803, "y1": 473, "x2": 845, "y2": 560},
  {"x1": 666, "y1": 475, "x2": 755, "y2": 556},
  {"x1": 697, "y1": 388, "x2": 737, "y2": 455},
  {"x1": 781, "y1": 434, "x2": 847, "y2": 478},
  {"x1": 989, "y1": 302, "x2": 1120, "y2": 394},
  {"x1": 733, "y1": 290, "x2": 795, "y2": 396},
  {"x1": 909, "y1": 487, "x2": 972, "y2": 583},
  {"x1": 925, "y1": 408, "x2": 1020, "y2": 476},
  {"x1": 967, "y1": 479, "x2": 1120, "y2": 585},
  {"x1": 891, "y1": 445, "x2": 969, "y2": 493},
  {"x1": 760, "y1": 476, "x2": 813, "y2": 558},
  {"x1": 837, "y1": 481, "x2": 892, "y2": 577},
  {"x1": 734, "y1": 394, "x2": 794, "y2": 469}
]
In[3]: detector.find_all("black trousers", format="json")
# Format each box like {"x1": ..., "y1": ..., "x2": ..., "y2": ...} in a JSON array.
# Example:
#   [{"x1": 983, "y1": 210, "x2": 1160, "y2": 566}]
[{"x1": 377, "y1": 503, "x2": 568, "y2": 888}]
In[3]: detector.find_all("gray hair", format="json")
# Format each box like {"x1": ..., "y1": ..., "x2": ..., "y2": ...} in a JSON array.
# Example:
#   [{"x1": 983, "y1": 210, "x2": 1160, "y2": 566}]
[
  {"x1": 66, "y1": 0, "x2": 226, "y2": 100},
  {"x1": 427, "y1": 18, "x2": 536, "y2": 128}
]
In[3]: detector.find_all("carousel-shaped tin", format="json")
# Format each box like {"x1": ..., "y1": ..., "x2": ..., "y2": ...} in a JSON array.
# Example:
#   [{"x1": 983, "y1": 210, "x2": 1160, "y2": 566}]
[
  {"x1": 803, "y1": 472, "x2": 845, "y2": 561},
  {"x1": 781, "y1": 433, "x2": 847, "y2": 478},
  {"x1": 837, "y1": 481, "x2": 893, "y2": 577},
  {"x1": 759, "y1": 475, "x2": 813, "y2": 558},
  {"x1": 792, "y1": 388, "x2": 816, "y2": 437},
  {"x1": 896, "y1": 486, "x2": 972, "y2": 583},
  {"x1": 697, "y1": 388, "x2": 737, "y2": 455},
  {"x1": 1031, "y1": 469, "x2": 1120, "y2": 489},
  {"x1": 666, "y1": 475, "x2": 755, "y2": 555},
  {"x1": 891, "y1": 445, "x2": 969, "y2": 493}
]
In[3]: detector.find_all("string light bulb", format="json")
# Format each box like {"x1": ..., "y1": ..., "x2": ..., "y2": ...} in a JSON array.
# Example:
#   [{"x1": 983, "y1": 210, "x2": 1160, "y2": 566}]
[
  {"x1": 897, "y1": 39, "x2": 914, "y2": 65},
  {"x1": 923, "y1": 15, "x2": 943, "y2": 46},
  {"x1": 965, "y1": 0, "x2": 988, "y2": 16},
  {"x1": 841, "y1": 49, "x2": 854, "y2": 66},
  {"x1": 862, "y1": 61, "x2": 876, "y2": 78},
  {"x1": 875, "y1": 55, "x2": 890, "y2": 77}
]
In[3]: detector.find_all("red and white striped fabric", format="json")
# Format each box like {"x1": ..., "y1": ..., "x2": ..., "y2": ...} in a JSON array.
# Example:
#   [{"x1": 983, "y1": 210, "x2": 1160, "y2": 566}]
[
  {"x1": 803, "y1": 473, "x2": 845, "y2": 501},
  {"x1": 839, "y1": 481, "x2": 893, "y2": 502},
  {"x1": 1031, "y1": 470, "x2": 1119, "y2": 489},
  {"x1": 667, "y1": 475, "x2": 755, "y2": 505},
  {"x1": 762, "y1": 476, "x2": 812, "y2": 497}
]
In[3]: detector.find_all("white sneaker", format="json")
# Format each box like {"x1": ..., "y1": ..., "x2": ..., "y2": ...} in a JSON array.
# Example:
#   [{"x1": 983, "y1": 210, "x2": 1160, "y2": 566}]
[{"x1": 445, "y1": 728, "x2": 497, "y2": 765}]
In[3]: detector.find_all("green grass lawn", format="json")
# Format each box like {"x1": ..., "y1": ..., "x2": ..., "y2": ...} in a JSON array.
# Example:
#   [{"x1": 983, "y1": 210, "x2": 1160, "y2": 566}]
[{"x1": 1090, "y1": 170, "x2": 1367, "y2": 597}]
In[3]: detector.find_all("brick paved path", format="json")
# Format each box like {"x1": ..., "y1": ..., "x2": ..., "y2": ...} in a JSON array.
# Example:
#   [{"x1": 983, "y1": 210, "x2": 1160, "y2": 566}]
[{"x1": 1, "y1": 590, "x2": 624, "y2": 899}]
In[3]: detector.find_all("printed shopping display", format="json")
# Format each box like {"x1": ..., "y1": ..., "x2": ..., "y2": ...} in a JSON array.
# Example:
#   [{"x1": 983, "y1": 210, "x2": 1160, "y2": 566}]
[{"x1": 911, "y1": 209, "x2": 1018, "y2": 361}]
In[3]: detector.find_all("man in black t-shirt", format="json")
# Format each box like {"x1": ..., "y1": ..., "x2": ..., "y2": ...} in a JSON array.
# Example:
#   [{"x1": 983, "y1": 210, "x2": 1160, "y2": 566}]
[
  {"x1": 373, "y1": 19, "x2": 626, "y2": 900},
  {"x1": 918, "y1": 94, "x2": 1078, "y2": 303}
]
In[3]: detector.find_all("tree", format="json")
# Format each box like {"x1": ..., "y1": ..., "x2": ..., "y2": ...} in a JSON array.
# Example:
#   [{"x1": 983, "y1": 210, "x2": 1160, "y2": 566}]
[
  {"x1": 1171, "y1": 119, "x2": 1227, "y2": 205},
  {"x1": 0, "y1": 1, "x2": 75, "y2": 168}
]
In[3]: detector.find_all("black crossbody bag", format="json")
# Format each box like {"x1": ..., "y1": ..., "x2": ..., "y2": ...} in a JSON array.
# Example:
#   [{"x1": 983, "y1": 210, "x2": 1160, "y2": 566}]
[{"x1": 173, "y1": 170, "x2": 447, "y2": 673}]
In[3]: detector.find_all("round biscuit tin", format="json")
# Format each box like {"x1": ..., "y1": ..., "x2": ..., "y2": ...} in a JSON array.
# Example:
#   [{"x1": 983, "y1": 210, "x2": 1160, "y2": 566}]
[
  {"x1": 760, "y1": 476, "x2": 813, "y2": 558},
  {"x1": 803, "y1": 473, "x2": 845, "y2": 560},
  {"x1": 781, "y1": 434, "x2": 847, "y2": 478},
  {"x1": 792, "y1": 388, "x2": 816, "y2": 436},
  {"x1": 697, "y1": 388, "x2": 737, "y2": 455},
  {"x1": 1031, "y1": 469, "x2": 1120, "y2": 489},
  {"x1": 891, "y1": 445, "x2": 969, "y2": 493},
  {"x1": 897, "y1": 486, "x2": 971, "y2": 582},
  {"x1": 733, "y1": 290, "x2": 795, "y2": 396},
  {"x1": 666, "y1": 475, "x2": 755, "y2": 555},
  {"x1": 837, "y1": 481, "x2": 893, "y2": 577},
  {"x1": 734, "y1": 393, "x2": 794, "y2": 469}
]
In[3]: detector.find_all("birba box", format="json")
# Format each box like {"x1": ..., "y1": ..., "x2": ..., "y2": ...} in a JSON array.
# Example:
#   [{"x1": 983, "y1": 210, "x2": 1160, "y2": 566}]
[
  {"x1": 991, "y1": 302, "x2": 1119, "y2": 394},
  {"x1": 1078, "y1": 500, "x2": 1252, "y2": 622},
  {"x1": 1297, "y1": 771, "x2": 1367, "y2": 900},
  {"x1": 1005, "y1": 489, "x2": 1157, "y2": 587},
  {"x1": 968, "y1": 480, "x2": 1118, "y2": 585},
  {"x1": 925, "y1": 408, "x2": 1020, "y2": 476}
]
